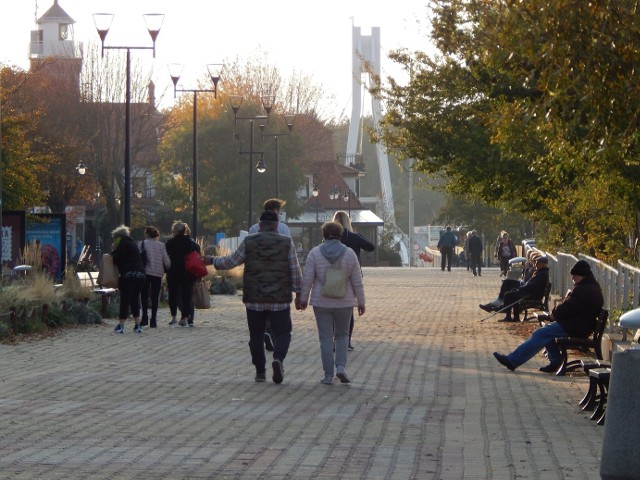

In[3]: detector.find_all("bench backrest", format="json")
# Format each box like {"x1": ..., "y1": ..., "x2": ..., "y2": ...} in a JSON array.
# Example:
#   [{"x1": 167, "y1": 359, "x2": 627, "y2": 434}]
[
  {"x1": 593, "y1": 309, "x2": 609, "y2": 358},
  {"x1": 594, "y1": 309, "x2": 609, "y2": 340},
  {"x1": 541, "y1": 282, "x2": 552, "y2": 311},
  {"x1": 76, "y1": 271, "x2": 98, "y2": 288}
]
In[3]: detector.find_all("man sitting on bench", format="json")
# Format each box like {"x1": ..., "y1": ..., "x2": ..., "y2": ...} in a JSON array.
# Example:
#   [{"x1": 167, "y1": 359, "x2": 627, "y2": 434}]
[
  {"x1": 493, "y1": 260, "x2": 603, "y2": 372},
  {"x1": 480, "y1": 255, "x2": 550, "y2": 322},
  {"x1": 479, "y1": 250, "x2": 541, "y2": 312}
]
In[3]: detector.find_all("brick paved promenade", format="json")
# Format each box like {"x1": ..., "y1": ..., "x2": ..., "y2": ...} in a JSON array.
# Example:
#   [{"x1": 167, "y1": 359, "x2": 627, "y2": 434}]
[{"x1": 0, "y1": 268, "x2": 604, "y2": 479}]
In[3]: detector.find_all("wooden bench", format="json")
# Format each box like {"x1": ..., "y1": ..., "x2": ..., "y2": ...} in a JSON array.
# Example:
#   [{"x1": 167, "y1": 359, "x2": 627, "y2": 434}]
[
  {"x1": 586, "y1": 367, "x2": 610, "y2": 425},
  {"x1": 578, "y1": 359, "x2": 611, "y2": 412},
  {"x1": 520, "y1": 282, "x2": 552, "y2": 322},
  {"x1": 554, "y1": 308, "x2": 609, "y2": 375},
  {"x1": 75, "y1": 271, "x2": 118, "y2": 316}
]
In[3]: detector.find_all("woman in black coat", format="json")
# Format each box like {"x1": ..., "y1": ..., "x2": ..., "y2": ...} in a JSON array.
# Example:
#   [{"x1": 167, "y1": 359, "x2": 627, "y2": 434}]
[
  {"x1": 165, "y1": 221, "x2": 199, "y2": 326},
  {"x1": 332, "y1": 211, "x2": 375, "y2": 350},
  {"x1": 111, "y1": 225, "x2": 146, "y2": 334}
]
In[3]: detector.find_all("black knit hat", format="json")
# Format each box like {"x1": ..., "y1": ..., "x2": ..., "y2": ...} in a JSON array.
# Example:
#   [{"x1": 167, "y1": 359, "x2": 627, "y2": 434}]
[{"x1": 570, "y1": 260, "x2": 591, "y2": 276}]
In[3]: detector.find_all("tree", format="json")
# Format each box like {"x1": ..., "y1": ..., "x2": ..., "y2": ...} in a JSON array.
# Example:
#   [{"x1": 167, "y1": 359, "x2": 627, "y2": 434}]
[
  {"x1": 155, "y1": 55, "x2": 329, "y2": 237},
  {"x1": 372, "y1": 0, "x2": 640, "y2": 262},
  {"x1": 0, "y1": 65, "x2": 49, "y2": 210}
]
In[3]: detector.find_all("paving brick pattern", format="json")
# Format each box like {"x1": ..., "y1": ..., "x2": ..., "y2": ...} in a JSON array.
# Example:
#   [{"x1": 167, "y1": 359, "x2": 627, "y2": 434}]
[{"x1": 0, "y1": 268, "x2": 603, "y2": 479}]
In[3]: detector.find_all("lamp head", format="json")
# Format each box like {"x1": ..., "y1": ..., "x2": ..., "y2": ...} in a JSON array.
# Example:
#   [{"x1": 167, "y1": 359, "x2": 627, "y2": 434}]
[
  {"x1": 143, "y1": 13, "x2": 165, "y2": 56},
  {"x1": 168, "y1": 63, "x2": 183, "y2": 96},
  {"x1": 256, "y1": 155, "x2": 267, "y2": 173},
  {"x1": 261, "y1": 95, "x2": 276, "y2": 116},
  {"x1": 92, "y1": 13, "x2": 113, "y2": 55},
  {"x1": 284, "y1": 114, "x2": 296, "y2": 132},
  {"x1": 207, "y1": 64, "x2": 224, "y2": 98},
  {"x1": 229, "y1": 95, "x2": 244, "y2": 120}
]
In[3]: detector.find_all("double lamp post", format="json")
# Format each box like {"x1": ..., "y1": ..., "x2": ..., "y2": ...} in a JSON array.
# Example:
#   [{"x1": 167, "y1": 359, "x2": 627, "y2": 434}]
[
  {"x1": 93, "y1": 12, "x2": 164, "y2": 228},
  {"x1": 169, "y1": 64, "x2": 223, "y2": 239}
]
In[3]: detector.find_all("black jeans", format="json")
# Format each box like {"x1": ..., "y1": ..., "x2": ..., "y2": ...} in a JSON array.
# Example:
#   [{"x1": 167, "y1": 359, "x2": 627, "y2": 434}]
[
  {"x1": 502, "y1": 290, "x2": 527, "y2": 320},
  {"x1": 118, "y1": 274, "x2": 145, "y2": 320},
  {"x1": 168, "y1": 274, "x2": 195, "y2": 320},
  {"x1": 141, "y1": 275, "x2": 162, "y2": 321},
  {"x1": 441, "y1": 247, "x2": 454, "y2": 271},
  {"x1": 470, "y1": 253, "x2": 482, "y2": 275},
  {"x1": 246, "y1": 307, "x2": 292, "y2": 374}
]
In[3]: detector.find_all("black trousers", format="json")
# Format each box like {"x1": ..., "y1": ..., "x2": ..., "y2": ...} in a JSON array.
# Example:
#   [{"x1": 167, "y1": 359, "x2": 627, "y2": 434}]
[
  {"x1": 246, "y1": 308, "x2": 292, "y2": 374},
  {"x1": 440, "y1": 247, "x2": 454, "y2": 271},
  {"x1": 141, "y1": 274, "x2": 162, "y2": 321}
]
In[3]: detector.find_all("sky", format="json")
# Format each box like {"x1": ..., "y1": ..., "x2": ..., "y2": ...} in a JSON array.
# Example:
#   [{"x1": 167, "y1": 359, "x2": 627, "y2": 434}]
[{"x1": 0, "y1": 0, "x2": 433, "y2": 119}]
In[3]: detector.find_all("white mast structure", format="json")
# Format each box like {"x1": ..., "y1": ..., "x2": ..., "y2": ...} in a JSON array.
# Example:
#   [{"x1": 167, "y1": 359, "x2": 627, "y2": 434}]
[{"x1": 346, "y1": 25, "x2": 409, "y2": 265}]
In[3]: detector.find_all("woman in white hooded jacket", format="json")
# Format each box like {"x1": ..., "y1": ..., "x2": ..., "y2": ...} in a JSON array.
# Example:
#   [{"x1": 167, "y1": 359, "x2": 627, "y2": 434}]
[{"x1": 297, "y1": 222, "x2": 366, "y2": 385}]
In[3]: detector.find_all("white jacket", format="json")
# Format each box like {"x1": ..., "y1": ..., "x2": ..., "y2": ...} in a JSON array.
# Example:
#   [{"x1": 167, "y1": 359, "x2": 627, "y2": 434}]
[
  {"x1": 140, "y1": 238, "x2": 171, "y2": 278},
  {"x1": 301, "y1": 245, "x2": 365, "y2": 309}
]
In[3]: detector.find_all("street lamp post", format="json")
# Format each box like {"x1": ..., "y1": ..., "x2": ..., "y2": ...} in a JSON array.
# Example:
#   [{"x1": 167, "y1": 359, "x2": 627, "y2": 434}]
[
  {"x1": 76, "y1": 161, "x2": 102, "y2": 265},
  {"x1": 342, "y1": 188, "x2": 351, "y2": 217},
  {"x1": 168, "y1": 63, "x2": 223, "y2": 239},
  {"x1": 263, "y1": 114, "x2": 295, "y2": 198},
  {"x1": 312, "y1": 180, "x2": 320, "y2": 245},
  {"x1": 93, "y1": 12, "x2": 164, "y2": 227},
  {"x1": 329, "y1": 184, "x2": 341, "y2": 214},
  {"x1": 230, "y1": 95, "x2": 274, "y2": 229}
]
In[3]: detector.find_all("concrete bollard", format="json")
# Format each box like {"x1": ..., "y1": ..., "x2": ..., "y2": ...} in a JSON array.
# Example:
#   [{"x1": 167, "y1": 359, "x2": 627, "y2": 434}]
[{"x1": 600, "y1": 345, "x2": 640, "y2": 478}]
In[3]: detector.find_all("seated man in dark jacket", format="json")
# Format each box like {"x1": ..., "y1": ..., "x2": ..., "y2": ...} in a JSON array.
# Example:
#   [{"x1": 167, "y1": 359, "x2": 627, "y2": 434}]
[
  {"x1": 493, "y1": 260, "x2": 604, "y2": 372},
  {"x1": 482, "y1": 255, "x2": 550, "y2": 322},
  {"x1": 480, "y1": 250, "x2": 541, "y2": 311}
]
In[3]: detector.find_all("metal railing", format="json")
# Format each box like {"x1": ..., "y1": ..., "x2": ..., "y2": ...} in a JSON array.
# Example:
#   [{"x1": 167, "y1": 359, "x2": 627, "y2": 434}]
[{"x1": 543, "y1": 252, "x2": 640, "y2": 341}]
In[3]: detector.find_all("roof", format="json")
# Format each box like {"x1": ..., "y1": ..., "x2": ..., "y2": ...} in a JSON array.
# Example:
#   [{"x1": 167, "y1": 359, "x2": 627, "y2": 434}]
[
  {"x1": 38, "y1": 0, "x2": 75, "y2": 24},
  {"x1": 285, "y1": 209, "x2": 383, "y2": 226}
]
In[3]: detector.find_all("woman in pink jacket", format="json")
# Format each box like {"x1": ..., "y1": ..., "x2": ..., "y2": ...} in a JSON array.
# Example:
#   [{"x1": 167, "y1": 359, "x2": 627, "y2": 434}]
[{"x1": 297, "y1": 222, "x2": 366, "y2": 385}]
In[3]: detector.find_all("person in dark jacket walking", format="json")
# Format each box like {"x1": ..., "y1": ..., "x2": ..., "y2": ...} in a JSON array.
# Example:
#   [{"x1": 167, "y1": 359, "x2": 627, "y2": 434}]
[
  {"x1": 437, "y1": 226, "x2": 458, "y2": 272},
  {"x1": 165, "y1": 221, "x2": 199, "y2": 327},
  {"x1": 493, "y1": 260, "x2": 603, "y2": 372},
  {"x1": 212, "y1": 211, "x2": 302, "y2": 384},
  {"x1": 467, "y1": 230, "x2": 483, "y2": 276},
  {"x1": 111, "y1": 225, "x2": 146, "y2": 334},
  {"x1": 333, "y1": 210, "x2": 375, "y2": 350}
]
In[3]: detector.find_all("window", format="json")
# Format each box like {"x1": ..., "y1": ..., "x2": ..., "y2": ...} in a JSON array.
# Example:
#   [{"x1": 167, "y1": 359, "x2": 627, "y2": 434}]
[{"x1": 59, "y1": 24, "x2": 69, "y2": 40}]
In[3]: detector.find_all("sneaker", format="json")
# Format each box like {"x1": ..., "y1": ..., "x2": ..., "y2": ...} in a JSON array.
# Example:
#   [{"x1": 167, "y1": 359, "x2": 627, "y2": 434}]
[
  {"x1": 188, "y1": 322, "x2": 195, "y2": 328},
  {"x1": 169, "y1": 318, "x2": 177, "y2": 326},
  {"x1": 150, "y1": 319, "x2": 157, "y2": 328},
  {"x1": 336, "y1": 366, "x2": 350, "y2": 384},
  {"x1": 255, "y1": 373, "x2": 266, "y2": 382},
  {"x1": 493, "y1": 352, "x2": 516, "y2": 371},
  {"x1": 133, "y1": 324, "x2": 143, "y2": 334},
  {"x1": 140, "y1": 317, "x2": 149, "y2": 327},
  {"x1": 348, "y1": 344, "x2": 355, "y2": 351},
  {"x1": 272, "y1": 359, "x2": 284, "y2": 384},
  {"x1": 114, "y1": 324, "x2": 124, "y2": 334},
  {"x1": 264, "y1": 333, "x2": 274, "y2": 352},
  {"x1": 178, "y1": 318, "x2": 188, "y2": 327},
  {"x1": 320, "y1": 375, "x2": 333, "y2": 385}
]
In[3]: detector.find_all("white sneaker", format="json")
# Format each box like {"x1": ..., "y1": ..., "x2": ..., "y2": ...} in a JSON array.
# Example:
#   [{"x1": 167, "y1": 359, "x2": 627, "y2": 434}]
[{"x1": 336, "y1": 366, "x2": 350, "y2": 384}]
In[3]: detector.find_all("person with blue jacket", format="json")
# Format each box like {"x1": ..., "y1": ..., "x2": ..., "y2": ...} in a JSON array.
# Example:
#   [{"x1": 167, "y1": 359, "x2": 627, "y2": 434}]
[{"x1": 437, "y1": 226, "x2": 458, "y2": 272}]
